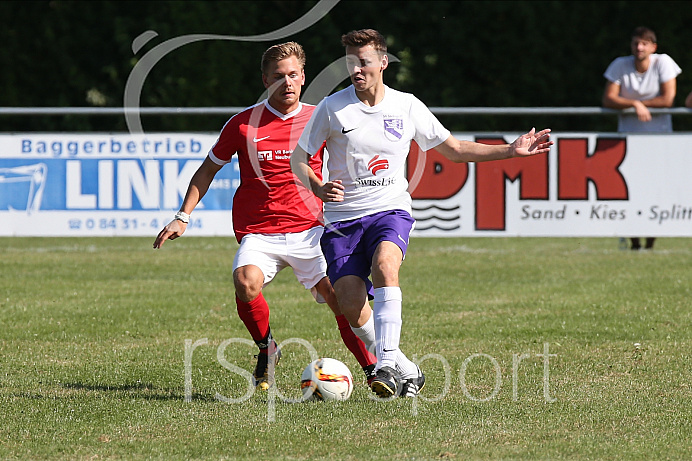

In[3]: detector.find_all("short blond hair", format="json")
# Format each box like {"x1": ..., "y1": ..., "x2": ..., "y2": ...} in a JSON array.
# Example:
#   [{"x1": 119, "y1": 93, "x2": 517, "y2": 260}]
[{"x1": 261, "y1": 42, "x2": 306, "y2": 74}]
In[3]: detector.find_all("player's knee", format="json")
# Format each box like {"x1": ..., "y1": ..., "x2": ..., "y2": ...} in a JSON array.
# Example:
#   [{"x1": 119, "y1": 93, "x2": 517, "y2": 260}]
[
  {"x1": 333, "y1": 277, "x2": 367, "y2": 313},
  {"x1": 235, "y1": 285, "x2": 261, "y2": 302},
  {"x1": 314, "y1": 277, "x2": 334, "y2": 298},
  {"x1": 371, "y1": 245, "x2": 402, "y2": 286},
  {"x1": 233, "y1": 267, "x2": 263, "y2": 301},
  {"x1": 371, "y1": 262, "x2": 399, "y2": 287}
]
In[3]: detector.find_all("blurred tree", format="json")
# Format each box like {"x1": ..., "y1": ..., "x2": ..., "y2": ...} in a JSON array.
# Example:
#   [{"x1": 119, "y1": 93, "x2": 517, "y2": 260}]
[{"x1": 0, "y1": 0, "x2": 689, "y2": 132}]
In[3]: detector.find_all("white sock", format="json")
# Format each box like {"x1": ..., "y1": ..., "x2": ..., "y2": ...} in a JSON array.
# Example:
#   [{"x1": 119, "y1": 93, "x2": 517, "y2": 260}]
[
  {"x1": 395, "y1": 354, "x2": 419, "y2": 380},
  {"x1": 373, "y1": 287, "x2": 404, "y2": 370},
  {"x1": 352, "y1": 310, "x2": 417, "y2": 378},
  {"x1": 351, "y1": 313, "x2": 376, "y2": 355}
]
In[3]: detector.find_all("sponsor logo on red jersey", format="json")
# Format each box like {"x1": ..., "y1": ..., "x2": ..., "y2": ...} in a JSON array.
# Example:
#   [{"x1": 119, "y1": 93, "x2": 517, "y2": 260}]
[{"x1": 257, "y1": 150, "x2": 273, "y2": 161}]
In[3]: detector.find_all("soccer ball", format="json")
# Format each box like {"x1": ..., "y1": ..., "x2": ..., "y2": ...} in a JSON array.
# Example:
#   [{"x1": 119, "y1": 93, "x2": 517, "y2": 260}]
[{"x1": 300, "y1": 358, "x2": 353, "y2": 401}]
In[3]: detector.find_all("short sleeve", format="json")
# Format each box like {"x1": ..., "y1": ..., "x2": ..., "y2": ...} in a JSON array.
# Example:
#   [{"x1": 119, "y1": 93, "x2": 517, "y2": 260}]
[
  {"x1": 298, "y1": 98, "x2": 330, "y2": 157},
  {"x1": 603, "y1": 57, "x2": 624, "y2": 85},
  {"x1": 656, "y1": 54, "x2": 682, "y2": 83},
  {"x1": 209, "y1": 117, "x2": 240, "y2": 165},
  {"x1": 410, "y1": 95, "x2": 451, "y2": 151}
]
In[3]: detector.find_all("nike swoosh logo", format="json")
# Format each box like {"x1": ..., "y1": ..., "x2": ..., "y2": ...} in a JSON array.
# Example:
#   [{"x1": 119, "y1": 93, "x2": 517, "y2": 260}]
[
  {"x1": 382, "y1": 348, "x2": 396, "y2": 353},
  {"x1": 341, "y1": 127, "x2": 357, "y2": 134},
  {"x1": 253, "y1": 135, "x2": 270, "y2": 142}
]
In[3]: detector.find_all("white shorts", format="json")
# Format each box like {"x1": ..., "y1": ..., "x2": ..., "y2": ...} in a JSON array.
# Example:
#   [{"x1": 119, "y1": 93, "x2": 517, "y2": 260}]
[{"x1": 233, "y1": 226, "x2": 327, "y2": 303}]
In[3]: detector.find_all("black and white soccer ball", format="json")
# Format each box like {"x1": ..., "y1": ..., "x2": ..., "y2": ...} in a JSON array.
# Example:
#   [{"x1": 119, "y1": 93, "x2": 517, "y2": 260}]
[{"x1": 300, "y1": 358, "x2": 353, "y2": 401}]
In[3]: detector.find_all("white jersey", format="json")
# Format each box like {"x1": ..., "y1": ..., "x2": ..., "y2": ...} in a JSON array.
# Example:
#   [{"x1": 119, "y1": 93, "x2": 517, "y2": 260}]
[
  {"x1": 298, "y1": 85, "x2": 450, "y2": 223},
  {"x1": 603, "y1": 53, "x2": 681, "y2": 132}
]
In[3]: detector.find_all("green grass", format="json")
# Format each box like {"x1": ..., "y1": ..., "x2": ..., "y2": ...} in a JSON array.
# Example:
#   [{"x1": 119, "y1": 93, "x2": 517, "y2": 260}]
[{"x1": 1, "y1": 237, "x2": 691, "y2": 460}]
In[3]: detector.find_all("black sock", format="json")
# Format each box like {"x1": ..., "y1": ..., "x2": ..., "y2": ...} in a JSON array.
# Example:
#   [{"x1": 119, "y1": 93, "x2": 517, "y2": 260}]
[{"x1": 255, "y1": 328, "x2": 274, "y2": 354}]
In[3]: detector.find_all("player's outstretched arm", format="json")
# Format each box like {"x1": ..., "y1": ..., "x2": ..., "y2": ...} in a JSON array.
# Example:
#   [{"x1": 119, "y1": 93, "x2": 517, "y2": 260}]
[
  {"x1": 153, "y1": 157, "x2": 222, "y2": 249},
  {"x1": 290, "y1": 146, "x2": 344, "y2": 203},
  {"x1": 435, "y1": 128, "x2": 552, "y2": 163}
]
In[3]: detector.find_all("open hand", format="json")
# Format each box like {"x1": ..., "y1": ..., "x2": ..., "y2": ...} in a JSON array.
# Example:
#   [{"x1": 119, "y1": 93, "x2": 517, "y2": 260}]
[{"x1": 510, "y1": 128, "x2": 553, "y2": 157}]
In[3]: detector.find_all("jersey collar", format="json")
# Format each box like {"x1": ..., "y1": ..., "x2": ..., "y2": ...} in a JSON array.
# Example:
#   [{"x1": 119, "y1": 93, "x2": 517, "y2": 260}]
[
  {"x1": 263, "y1": 100, "x2": 303, "y2": 120},
  {"x1": 348, "y1": 85, "x2": 388, "y2": 112}
]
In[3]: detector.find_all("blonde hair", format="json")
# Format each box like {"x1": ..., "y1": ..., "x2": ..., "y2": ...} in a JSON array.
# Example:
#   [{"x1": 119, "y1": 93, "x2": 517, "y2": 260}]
[{"x1": 261, "y1": 42, "x2": 306, "y2": 74}]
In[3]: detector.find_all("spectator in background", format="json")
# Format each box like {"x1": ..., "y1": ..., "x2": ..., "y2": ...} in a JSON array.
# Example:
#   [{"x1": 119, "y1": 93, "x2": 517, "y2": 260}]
[
  {"x1": 602, "y1": 26, "x2": 681, "y2": 251},
  {"x1": 686, "y1": 90, "x2": 692, "y2": 108}
]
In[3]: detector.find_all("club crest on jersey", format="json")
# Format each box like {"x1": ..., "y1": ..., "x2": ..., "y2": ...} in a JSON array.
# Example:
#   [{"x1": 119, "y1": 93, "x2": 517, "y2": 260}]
[
  {"x1": 384, "y1": 117, "x2": 403, "y2": 141},
  {"x1": 367, "y1": 155, "x2": 389, "y2": 175}
]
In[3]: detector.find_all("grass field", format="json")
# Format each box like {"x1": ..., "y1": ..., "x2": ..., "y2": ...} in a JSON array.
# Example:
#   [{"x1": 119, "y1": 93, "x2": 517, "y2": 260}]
[{"x1": 1, "y1": 236, "x2": 691, "y2": 460}]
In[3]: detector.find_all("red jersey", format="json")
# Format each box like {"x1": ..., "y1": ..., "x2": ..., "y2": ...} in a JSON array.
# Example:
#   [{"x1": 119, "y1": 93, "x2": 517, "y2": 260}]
[{"x1": 209, "y1": 101, "x2": 325, "y2": 242}]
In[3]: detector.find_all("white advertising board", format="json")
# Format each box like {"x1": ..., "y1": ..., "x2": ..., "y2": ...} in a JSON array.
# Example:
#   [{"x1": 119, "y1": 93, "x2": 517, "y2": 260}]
[
  {"x1": 1, "y1": 132, "x2": 690, "y2": 237},
  {"x1": 0, "y1": 133, "x2": 234, "y2": 236},
  {"x1": 408, "y1": 132, "x2": 692, "y2": 237}
]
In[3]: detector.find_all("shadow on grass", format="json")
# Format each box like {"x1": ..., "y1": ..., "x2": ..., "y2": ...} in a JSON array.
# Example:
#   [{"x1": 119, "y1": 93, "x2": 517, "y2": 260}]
[
  {"x1": 13, "y1": 382, "x2": 271, "y2": 403},
  {"x1": 56, "y1": 382, "x2": 218, "y2": 402}
]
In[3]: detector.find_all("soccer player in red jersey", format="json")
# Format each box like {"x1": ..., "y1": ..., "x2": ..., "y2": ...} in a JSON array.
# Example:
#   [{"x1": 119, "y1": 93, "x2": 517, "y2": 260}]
[{"x1": 154, "y1": 42, "x2": 376, "y2": 390}]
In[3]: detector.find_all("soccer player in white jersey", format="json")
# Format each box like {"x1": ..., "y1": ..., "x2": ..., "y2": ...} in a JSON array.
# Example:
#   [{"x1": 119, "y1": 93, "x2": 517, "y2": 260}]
[
  {"x1": 291, "y1": 29, "x2": 553, "y2": 399},
  {"x1": 154, "y1": 42, "x2": 377, "y2": 390}
]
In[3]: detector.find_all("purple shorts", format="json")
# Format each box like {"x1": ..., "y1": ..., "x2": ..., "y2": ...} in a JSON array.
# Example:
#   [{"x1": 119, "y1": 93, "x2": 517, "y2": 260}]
[{"x1": 320, "y1": 209, "x2": 415, "y2": 291}]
